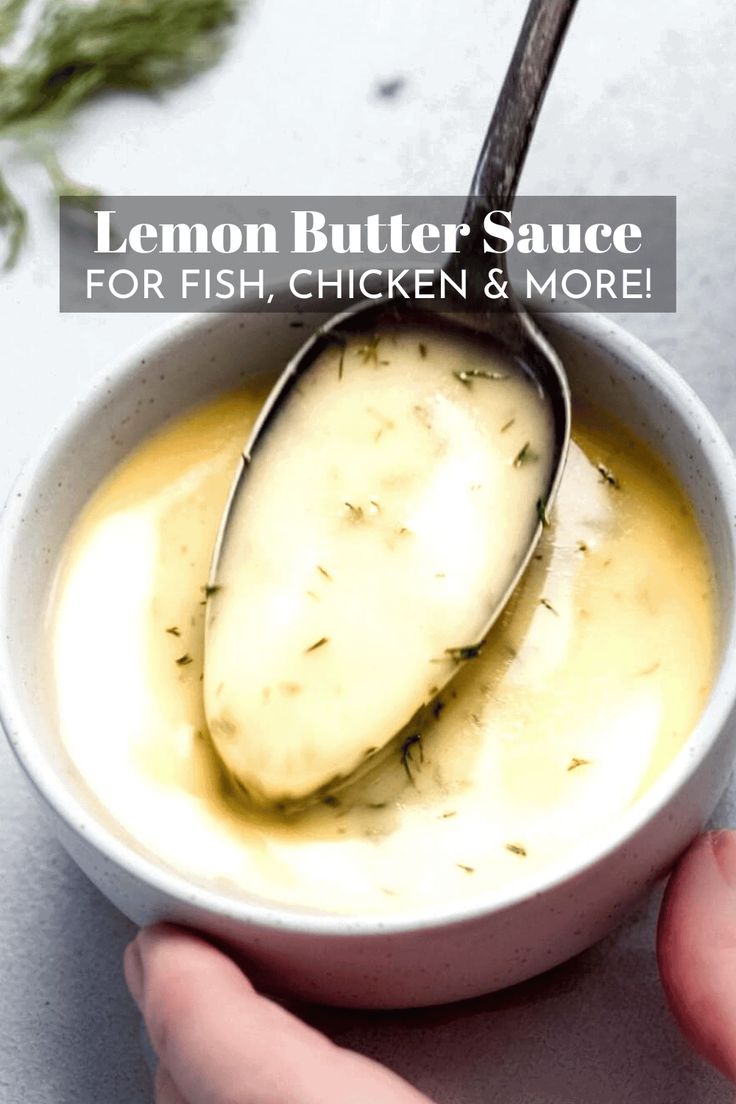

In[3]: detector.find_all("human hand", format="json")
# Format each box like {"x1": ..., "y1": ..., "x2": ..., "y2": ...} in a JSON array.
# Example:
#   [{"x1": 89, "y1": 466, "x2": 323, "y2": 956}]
[
  {"x1": 124, "y1": 925, "x2": 435, "y2": 1104},
  {"x1": 658, "y1": 829, "x2": 736, "y2": 1083},
  {"x1": 124, "y1": 830, "x2": 736, "y2": 1103}
]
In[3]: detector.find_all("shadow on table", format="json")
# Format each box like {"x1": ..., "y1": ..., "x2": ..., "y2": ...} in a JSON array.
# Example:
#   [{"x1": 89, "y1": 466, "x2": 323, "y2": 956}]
[
  {"x1": 15, "y1": 836, "x2": 152, "y2": 1104},
  {"x1": 304, "y1": 893, "x2": 732, "y2": 1104}
]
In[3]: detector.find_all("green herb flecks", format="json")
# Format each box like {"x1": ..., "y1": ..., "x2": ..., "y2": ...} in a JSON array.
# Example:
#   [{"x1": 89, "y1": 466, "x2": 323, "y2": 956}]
[
  {"x1": 305, "y1": 636, "x2": 328, "y2": 653},
  {"x1": 357, "y1": 335, "x2": 388, "y2": 366},
  {"x1": 500, "y1": 417, "x2": 515, "y2": 433},
  {"x1": 316, "y1": 564, "x2": 332, "y2": 580},
  {"x1": 567, "y1": 757, "x2": 591, "y2": 771},
  {"x1": 454, "y1": 368, "x2": 509, "y2": 386},
  {"x1": 165, "y1": 626, "x2": 181, "y2": 636},
  {"x1": 505, "y1": 843, "x2": 527, "y2": 857},
  {"x1": 176, "y1": 653, "x2": 193, "y2": 666},
  {"x1": 513, "y1": 441, "x2": 538, "y2": 467},
  {"x1": 200, "y1": 584, "x2": 221, "y2": 604},
  {"x1": 400, "y1": 732, "x2": 423, "y2": 781},
  {"x1": 457, "y1": 863, "x2": 475, "y2": 874},
  {"x1": 539, "y1": 597, "x2": 558, "y2": 616},
  {"x1": 596, "y1": 463, "x2": 620, "y2": 489},
  {"x1": 320, "y1": 330, "x2": 347, "y2": 379},
  {"x1": 444, "y1": 644, "x2": 482, "y2": 662},
  {"x1": 536, "y1": 496, "x2": 550, "y2": 527}
]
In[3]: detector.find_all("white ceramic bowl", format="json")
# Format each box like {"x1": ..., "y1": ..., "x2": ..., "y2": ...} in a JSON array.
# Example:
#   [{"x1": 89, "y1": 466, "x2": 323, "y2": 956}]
[{"x1": 2, "y1": 309, "x2": 736, "y2": 1009}]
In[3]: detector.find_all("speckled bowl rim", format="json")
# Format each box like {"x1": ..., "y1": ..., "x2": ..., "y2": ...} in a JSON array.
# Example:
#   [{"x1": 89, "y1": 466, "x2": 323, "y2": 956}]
[{"x1": 2, "y1": 309, "x2": 736, "y2": 938}]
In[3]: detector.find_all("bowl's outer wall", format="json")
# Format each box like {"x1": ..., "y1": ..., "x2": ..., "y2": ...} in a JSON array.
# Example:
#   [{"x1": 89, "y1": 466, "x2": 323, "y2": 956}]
[{"x1": 2, "y1": 310, "x2": 736, "y2": 1008}]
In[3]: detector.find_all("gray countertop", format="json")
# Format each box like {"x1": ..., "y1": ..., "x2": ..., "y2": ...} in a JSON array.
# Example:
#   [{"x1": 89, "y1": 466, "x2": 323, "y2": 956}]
[{"x1": 2, "y1": 1, "x2": 736, "y2": 1100}]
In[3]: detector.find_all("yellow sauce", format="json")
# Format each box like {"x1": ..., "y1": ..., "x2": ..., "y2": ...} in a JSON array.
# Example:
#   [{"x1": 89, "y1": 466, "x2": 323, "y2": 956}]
[
  {"x1": 50, "y1": 385, "x2": 716, "y2": 915},
  {"x1": 206, "y1": 327, "x2": 553, "y2": 804}
]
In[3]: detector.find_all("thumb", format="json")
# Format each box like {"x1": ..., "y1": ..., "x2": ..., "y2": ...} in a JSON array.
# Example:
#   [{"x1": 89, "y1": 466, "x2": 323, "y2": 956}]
[
  {"x1": 658, "y1": 830, "x2": 736, "y2": 1082},
  {"x1": 124, "y1": 924, "x2": 435, "y2": 1104}
]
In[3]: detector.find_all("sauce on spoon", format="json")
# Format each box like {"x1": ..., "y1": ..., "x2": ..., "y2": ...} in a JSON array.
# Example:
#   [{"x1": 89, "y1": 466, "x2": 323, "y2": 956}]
[{"x1": 204, "y1": 325, "x2": 554, "y2": 806}]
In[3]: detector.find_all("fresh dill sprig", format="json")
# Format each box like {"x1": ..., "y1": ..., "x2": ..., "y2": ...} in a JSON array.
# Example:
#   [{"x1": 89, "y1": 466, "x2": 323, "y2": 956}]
[
  {"x1": 0, "y1": 0, "x2": 240, "y2": 133},
  {"x1": 41, "y1": 147, "x2": 99, "y2": 211},
  {"x1": 0, "y1": 0, "x2": 241, "y2": 266},
  {"x1": 0, "y1": 0, "x2": 29, "y2": 45},
  {"x1": 0, "y1": 168, "x2": 27, "y2": 269}
]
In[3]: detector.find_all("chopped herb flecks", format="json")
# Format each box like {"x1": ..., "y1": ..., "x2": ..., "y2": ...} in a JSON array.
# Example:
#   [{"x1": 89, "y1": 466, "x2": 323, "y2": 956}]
[
  {"x1": 176, "y1": 653, "x2": 193, "y2": 666},
  {"x1": 444, "y1": 644, "x2": 482, "y2": 662},
  {"x1": 597, "y1": 463, "x2": 620, "y2": 489},
  {"x1": 165, "y1": 626, "x2": 181, "y2": 636},
  {"x1": 637, "y1": 661, "x2": 661, "y2": 677},
  {"x1": 321, "y1": 331, "x2": 347, "y2": 379},
  {"x1": 505, "y1": 843, "x2": 527, "y2": 857},
  {"x1": 567, "y1": 757, "x2": 592, "y2": 771},
  {"x1": 357, "y1": 335, "x2": 388, "y2": 366},
  {"x1": 540, "y1": 597, "x2": 558, "y2": 616},
  {"x1": 513, "y1": 441, "x2": 538, "y2": 467},
  {"x1": 305, "y1": 636, "x2": 329, "y2": 653},
  {"x1": 401, "y1": 732, "x2": 423, "y2": 780},
  {"x1": 454, "y1": 368, "x2": 508, "y2": 386}
]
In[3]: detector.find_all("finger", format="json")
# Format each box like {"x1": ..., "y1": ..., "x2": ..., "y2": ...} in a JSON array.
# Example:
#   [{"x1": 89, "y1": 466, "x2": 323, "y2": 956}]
[
  {"x1": 125, "y1": 924, "x2": 434, "y2": 1104},
  {"x1": 154, "y1": 1065, "x2": 189, "y2": 1104},
  {"x1": 657, "y1": 830, "x2": 736, "y2": 1081}
]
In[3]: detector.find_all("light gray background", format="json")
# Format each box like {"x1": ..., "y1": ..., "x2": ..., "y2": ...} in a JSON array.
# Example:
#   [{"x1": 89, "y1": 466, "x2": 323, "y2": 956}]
[{"x1": 2, "y1": 0, "x2": 736, "y2": 1100}]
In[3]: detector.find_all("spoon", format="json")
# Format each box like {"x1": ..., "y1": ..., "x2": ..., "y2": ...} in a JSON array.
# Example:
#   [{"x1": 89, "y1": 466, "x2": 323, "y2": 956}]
[{"x1": 205, "y1": 0, "x2": 576, "y2": 808}]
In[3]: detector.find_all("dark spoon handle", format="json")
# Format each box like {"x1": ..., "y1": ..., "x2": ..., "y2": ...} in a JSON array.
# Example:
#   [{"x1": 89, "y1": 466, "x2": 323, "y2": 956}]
[{"x1": 463, "y1": 0, "x2": 578, "y2": 224}]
